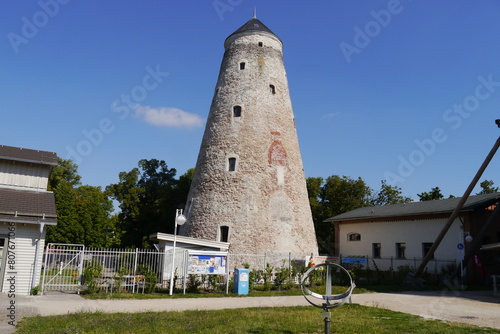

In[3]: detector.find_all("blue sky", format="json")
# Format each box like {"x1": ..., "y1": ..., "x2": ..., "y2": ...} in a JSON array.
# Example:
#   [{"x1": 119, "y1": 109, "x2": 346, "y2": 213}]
[{"x1": 1, "y1": 0, "x2": 499, "y2": 200}]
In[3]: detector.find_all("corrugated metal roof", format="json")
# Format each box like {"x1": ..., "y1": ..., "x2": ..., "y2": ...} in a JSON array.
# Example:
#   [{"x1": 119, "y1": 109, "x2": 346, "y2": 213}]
[
  {"x1": 325, "y1": 192, "x2": 500, "y2": 222},
  {"x1": 0, "y1": 144, "x2": 57, "y2": 166},
  {"x1": 0, "y1": 186, "x2": 57, "y2": 225}
]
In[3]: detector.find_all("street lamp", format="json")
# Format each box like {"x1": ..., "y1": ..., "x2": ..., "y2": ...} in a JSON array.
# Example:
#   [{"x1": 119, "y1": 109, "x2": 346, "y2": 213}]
[
  {"x1": 465, "y1": 233, "x2": 473, "y2": 243},
  {"x1": 169, "y1": 209, "x2": 186, "y2": 296}
]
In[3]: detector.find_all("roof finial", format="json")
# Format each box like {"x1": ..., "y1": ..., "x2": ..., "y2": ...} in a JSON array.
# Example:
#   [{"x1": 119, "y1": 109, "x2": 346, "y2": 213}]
[{"x1": 253, "y1": 7, "x2": 257, "y2": 19}]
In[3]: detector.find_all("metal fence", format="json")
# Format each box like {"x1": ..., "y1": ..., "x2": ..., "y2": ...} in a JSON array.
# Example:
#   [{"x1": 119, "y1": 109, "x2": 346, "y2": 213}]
[
  {"x1": 339, "y1": 254, "x2": 457, "y2": 274},
  {"x1": 41, "y1": 243, "x2": 164, "y2": 294},
  {"x1": 42, "y1": 245, "x2": 454, "y2": 294}
]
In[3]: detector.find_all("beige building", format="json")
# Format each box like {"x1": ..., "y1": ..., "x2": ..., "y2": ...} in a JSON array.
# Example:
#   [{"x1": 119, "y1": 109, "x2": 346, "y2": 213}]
[{"x1": 326, "y1": 193, "x2": 500, "y2": 284}]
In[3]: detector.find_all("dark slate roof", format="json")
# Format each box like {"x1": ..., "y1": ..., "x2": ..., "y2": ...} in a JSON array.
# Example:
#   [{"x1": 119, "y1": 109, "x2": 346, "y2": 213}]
[
  {"x1": 225, "y1": 17, "x2": 281, "y2": 44},
  {"x1": 325, "y1": 192, "x2": 500, "y2": 222},
  {"x1": 0, "y1": 145, "x2": 57, "y2": 166},
  {"x1": 0, "y1": 187, "x2": 57, "y2": 225}
]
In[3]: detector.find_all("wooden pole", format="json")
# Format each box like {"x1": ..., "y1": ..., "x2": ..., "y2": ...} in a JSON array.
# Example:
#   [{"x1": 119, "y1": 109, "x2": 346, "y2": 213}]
[{"x1": 414, "y1": 133, "x2": 500, "y2": 278}]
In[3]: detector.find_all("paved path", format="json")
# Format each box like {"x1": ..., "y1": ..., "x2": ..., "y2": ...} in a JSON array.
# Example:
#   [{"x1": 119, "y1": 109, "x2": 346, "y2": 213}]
[{"x1": 0, "y1": 290, "x2": 499, "y2": 333}]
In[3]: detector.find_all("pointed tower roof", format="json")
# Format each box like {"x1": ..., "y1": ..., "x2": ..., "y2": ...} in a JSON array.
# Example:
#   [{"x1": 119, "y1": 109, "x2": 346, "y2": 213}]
[{"x1": 224, "y1": 15, "x2": 282, "y2": 47}]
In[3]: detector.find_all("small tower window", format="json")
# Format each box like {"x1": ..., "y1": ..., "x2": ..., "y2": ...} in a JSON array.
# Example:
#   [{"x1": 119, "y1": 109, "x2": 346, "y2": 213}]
[
  {"x1": 422, "y1": 242, "x2": 434, "y2": 259},
  {"x1": 347, "y1": 233, "x2": 361, "y2": 241},
  {"x1": 269, "y1": 84, "x2": 276, "y2": 94},
  {"x1": 396, "y1": 242, "x2": 406, "y2": 259},
  {"x1": 228, "y1": 157, "x2": 236, "y2": 171},
  {"x1": 258, "y1": 42, "x2": 263, "y2": 47},
  {"x1": 240, "y1": 62, "x2": 245, "y2": 70},
  {"x1": 372, "y1": 243, "x2": 381, "y2": 258},
  {"x1": 219, "y1": 226, "x2": 229, "y2": 242},
  {"x1": 233, "y1": 106, "x2": 241, "y2": 117}
]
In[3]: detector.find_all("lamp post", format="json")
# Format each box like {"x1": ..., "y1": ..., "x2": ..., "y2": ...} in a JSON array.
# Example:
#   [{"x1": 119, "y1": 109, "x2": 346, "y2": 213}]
[{"x1": 169, "y1": 209, "x2": 186, "y2": 296}]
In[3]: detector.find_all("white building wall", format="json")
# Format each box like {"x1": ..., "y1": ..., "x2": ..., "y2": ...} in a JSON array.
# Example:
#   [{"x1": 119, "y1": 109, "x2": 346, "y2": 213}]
[
  {"x1": 0, "y1": 223, "x2": 45, "y2": 295},
  {"x1": 0, "y1": 161, "x2": 50, "y2": 190},
  {"x1": 339, "y1": 218, "x2": 463, "y2": 261}
]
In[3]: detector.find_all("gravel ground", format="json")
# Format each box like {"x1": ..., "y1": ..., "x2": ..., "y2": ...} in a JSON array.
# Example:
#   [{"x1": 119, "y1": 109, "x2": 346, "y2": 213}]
[
  {"x1": 352, "y1": 290, "x2": 500, "y2": 331},
  {"x1": 0, "y1": 290, "x2": 498, "y2": 333}
]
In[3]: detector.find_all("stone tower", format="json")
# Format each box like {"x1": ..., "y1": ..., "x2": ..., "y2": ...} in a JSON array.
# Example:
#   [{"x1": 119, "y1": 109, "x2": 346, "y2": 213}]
[{"x1": 180, "y1": 15, "x2": 318, "y2": 256}]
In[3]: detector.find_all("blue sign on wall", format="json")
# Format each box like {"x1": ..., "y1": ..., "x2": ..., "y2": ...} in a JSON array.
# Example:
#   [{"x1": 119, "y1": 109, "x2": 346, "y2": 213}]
[{"x1": 342, "y1": 258, "x2": 367, "y2": 264}]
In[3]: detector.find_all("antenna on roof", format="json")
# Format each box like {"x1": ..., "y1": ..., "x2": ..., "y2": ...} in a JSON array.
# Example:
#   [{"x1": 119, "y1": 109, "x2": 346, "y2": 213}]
[{"x1": 253, "y1": 7, "x2": 257, "y2": 19}]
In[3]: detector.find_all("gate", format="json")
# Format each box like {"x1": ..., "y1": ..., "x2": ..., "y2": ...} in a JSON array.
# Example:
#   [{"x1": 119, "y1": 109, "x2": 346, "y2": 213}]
[
  {"x1": 41, "y1": 243, "x2": 85, "y2": 294},
  {"x1": 41, "y1": 244, "x2": 165, "y2": 294}
]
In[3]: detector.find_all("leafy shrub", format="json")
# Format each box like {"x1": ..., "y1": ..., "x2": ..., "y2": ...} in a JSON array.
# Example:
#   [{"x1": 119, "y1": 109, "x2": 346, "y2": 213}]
[
  {"x1": 273, "y1": 261, "x2": 291, "y2": 291},
  {"x1": 137, "y1": 264, "x2": 157, "y2": 293},
  {"x1": 83, "y1": 260, "x2": 103, "y2": 293},
  {"x1": 186, "y1": 274, "x2": 203, "y2": 293}
]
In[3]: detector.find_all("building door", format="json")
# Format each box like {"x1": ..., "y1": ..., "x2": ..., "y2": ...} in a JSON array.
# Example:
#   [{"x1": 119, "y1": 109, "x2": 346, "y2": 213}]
[{"x1": 0, "y1": 237, "x2": 7, "y2": 291}]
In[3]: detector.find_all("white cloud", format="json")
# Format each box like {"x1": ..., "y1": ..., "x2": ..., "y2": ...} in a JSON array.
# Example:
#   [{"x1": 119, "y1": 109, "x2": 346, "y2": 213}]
[{"x1": 133, "y1": 105, "x2": 204, "y2": 129}]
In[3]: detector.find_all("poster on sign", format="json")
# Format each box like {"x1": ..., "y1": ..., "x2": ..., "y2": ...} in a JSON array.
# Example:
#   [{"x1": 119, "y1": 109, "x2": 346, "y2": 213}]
[{"x1": 187, "y1": 254, "x2": 227, "y2": 275}]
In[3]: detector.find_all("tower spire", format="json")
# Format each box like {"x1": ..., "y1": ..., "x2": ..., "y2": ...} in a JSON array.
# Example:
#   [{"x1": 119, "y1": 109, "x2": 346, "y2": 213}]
[{"x1": 253, "y1": 7, "x2": 257, "y2": 19}]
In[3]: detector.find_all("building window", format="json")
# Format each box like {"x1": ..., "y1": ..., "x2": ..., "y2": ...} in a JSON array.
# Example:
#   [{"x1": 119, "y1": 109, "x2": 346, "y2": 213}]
[
  {"x1": 228, "y1": 157, "x2": 236, "y2": 171},
  {"x1": 269, "y1": 84, "x2": 276, "y2": 94},
  {"x1": 219, "y1": 226, "x2": 229, "y2": 242},
  {"x1": 258, "y1": 42, "x2": 263, "y2": 47},
  {"x1": 373, "y1": 243, "x2": 381, "y2": 258},
  {"x1": 233, "y1": 106, "x2": 241, "y2": 117},
  {"x1": 240, "y1": 62, "x2": 245, "y2": 70},
  {"x1": 396, "y1": 243, "x2": 406, "y2": 259},
  {"x1": 422, "y1": 242, "x2": 433, "y2": 259},
  {"x1": 347, "y1": 233, "x2": 361, "y2": 241}
]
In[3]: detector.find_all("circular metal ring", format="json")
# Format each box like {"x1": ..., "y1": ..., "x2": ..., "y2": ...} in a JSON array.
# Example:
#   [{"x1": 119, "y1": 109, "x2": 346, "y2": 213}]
[{"x1": 301, "y1": 262, "x2": 356, "y2": 310}]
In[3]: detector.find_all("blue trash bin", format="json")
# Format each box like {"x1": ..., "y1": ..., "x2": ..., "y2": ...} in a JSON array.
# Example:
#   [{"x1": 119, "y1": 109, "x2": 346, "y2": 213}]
[{"x1": 234, "y1": 268, "x2": 249, "y2": 295}]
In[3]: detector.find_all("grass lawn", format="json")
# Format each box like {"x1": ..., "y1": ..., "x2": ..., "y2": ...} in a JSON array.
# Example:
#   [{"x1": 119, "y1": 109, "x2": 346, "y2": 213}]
[{"x1": 15, "y1": 304, "x2": 498, "y2": 334}]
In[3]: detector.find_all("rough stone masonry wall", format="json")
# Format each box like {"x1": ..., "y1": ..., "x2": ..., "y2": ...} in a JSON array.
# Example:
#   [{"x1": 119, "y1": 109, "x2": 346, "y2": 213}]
[{"x1": 181, "y1": 30, "x2": 318, "y2": 256}]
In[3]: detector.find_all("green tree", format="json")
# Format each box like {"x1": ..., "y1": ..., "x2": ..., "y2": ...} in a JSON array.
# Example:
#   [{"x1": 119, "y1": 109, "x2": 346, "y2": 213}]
[
  {"x1": 46, "y1": 180, "x2": 82, "y2": 244},
  {"x1": 306, "y1": 176, "x2": 323, "y2": 224},
  {"x1": 477, "y1": 180, "x2": 499, "y2": 194},
  {"x1": 106, "y1": 159, "x2": 191, "y2": 248},
  {"x1": 47, "y1": 158, "x2": 118, "y2": 247},
  {"x1": 418, "y1": 187, "x2": 444, "y2": 201},
  {"x1": 48, "y1": 158, "x2": 81, "y2": 190},
  {"x1": 321, "y1": 175, "x2": 372, "y2": 218},
  {"x1": 76, "y1": 185, "x2": 116, "y2": 247},
  {"x1": 307, "y1": 175, "x2": 372, "y2": 254},
  {"x1": 174, "y1": 168, "x2": 195, "y2": 205},
  {"x1": 371, "y1": 180, "x2": 412, "y2": 206},
  {"x1": 106, "y1": 167, "x2": 143, "y2": 247}
]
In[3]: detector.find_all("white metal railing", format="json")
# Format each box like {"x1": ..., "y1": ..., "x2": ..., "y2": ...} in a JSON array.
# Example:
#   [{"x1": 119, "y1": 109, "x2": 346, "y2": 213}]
[{"x1": 41, "y1": 244, "x2": 164, "y2": 294}]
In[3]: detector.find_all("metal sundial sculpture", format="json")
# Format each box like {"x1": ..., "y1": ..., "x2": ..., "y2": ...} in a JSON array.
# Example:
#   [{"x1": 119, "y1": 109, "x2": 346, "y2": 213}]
[{"x1": 301, "y1": 261, "x2": 356, "y2": 334}]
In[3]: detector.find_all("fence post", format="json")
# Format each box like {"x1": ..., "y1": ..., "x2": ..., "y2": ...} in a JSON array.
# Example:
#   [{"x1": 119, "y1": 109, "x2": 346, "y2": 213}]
[
  {"x1": 133, "y1": 248, "x2": 138, "y2": 293},
  {"x1": 391, "y1": 256, "x2": 394, "y2": 280},
  {"x1": 40, "y1": 243, "x2": 50, "y2": 295},
  {"x1": 78, "y1": 246, "x2": 85, "y2": 294}
]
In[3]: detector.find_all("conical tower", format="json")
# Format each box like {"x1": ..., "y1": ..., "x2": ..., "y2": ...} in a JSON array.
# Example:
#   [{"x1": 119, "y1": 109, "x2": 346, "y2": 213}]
[{"x1": 180, "y1": 16, "x2": 318, "y2": 256}]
